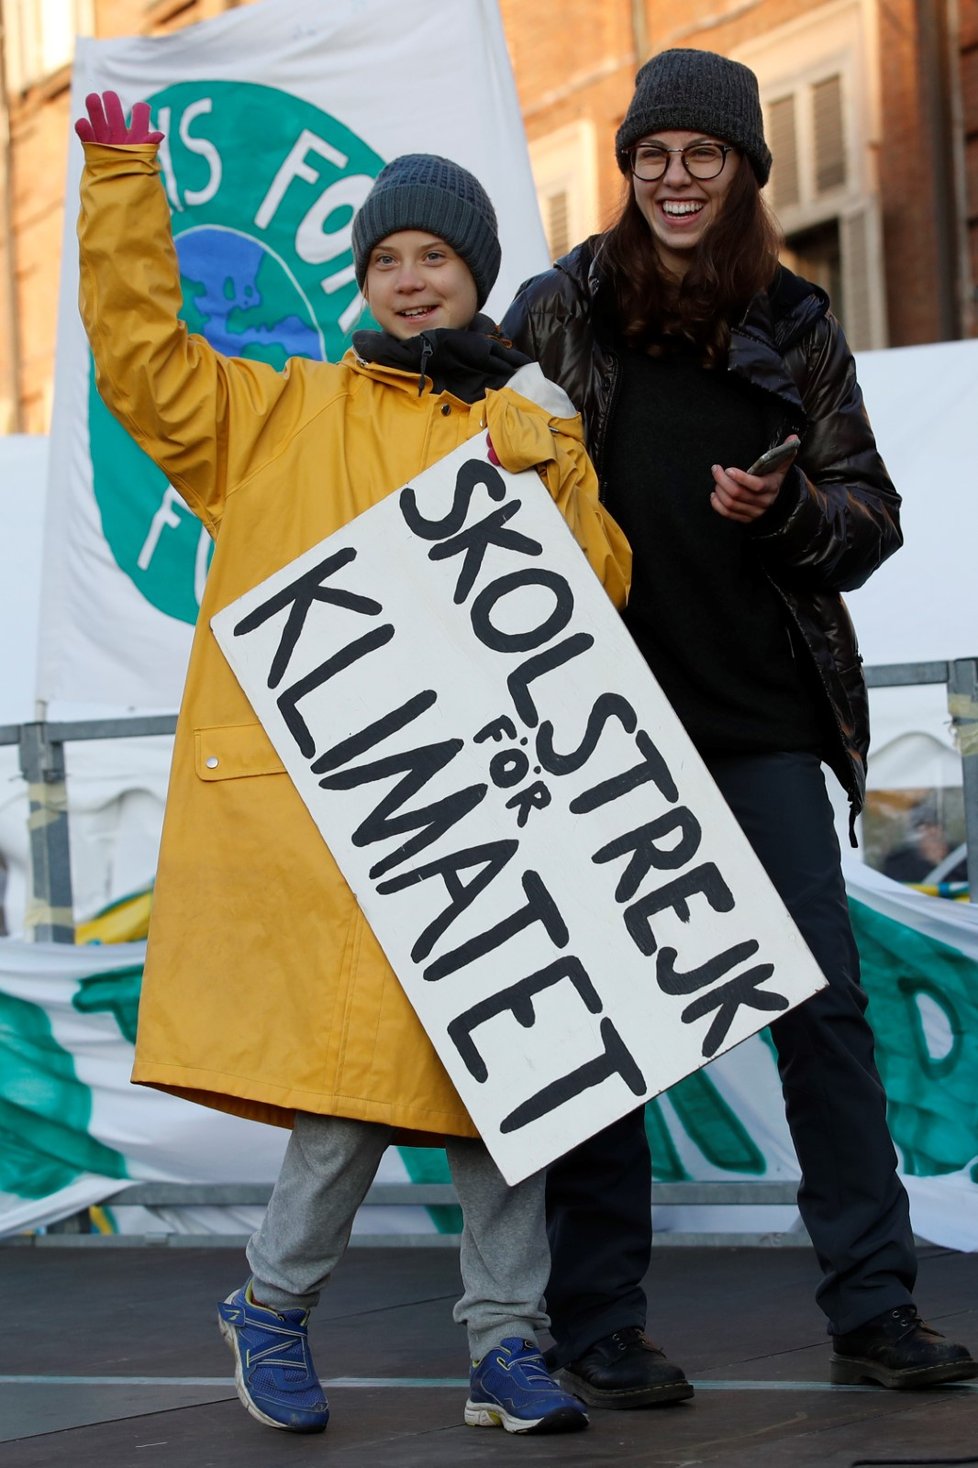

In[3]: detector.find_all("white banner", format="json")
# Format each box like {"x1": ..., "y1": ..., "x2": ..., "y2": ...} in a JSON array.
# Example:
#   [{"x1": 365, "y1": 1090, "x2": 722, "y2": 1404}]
[
  {"x1": 39, "y1": 0, "x2": 547, "y2": 712},
  {"x1": 211, "y1": 441, "x2": 826, "y2": 1183}
]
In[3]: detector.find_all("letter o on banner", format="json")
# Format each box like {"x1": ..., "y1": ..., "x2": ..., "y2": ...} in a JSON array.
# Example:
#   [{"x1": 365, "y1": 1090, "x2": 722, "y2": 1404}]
[
  {"x1": 470, "y1": 569, "x2": 573, "y2": 652},
  {"x1": 489, "y1": 748, "x2": 531, "y2": 788}
]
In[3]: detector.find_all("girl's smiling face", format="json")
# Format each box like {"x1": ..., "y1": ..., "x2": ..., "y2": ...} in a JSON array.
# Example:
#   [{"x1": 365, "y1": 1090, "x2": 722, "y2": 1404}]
[{"x1": 363, "y1": 231, "x2": 478, "y2": 338}]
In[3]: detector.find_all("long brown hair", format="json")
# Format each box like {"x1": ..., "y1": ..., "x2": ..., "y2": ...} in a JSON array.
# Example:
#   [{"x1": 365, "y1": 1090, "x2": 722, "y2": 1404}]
[{"x1": 599, "y1": 158, "x2": 782, "y2": 365}]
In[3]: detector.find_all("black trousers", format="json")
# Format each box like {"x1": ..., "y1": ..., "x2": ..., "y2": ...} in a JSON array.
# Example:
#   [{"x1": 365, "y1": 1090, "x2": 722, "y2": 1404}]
[{"x1": 545, "y1": 752, "x2": 917, "y2": 1362}]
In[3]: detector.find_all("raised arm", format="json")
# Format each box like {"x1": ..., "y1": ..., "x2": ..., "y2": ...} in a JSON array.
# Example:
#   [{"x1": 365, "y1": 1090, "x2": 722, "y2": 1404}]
[{"x1": 76, "y1": 91, "x2": 338, "y2": 535}]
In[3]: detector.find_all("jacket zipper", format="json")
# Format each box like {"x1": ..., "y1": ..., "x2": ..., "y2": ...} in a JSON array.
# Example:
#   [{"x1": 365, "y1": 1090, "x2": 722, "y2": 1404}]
[
  {"x1": 417, "y1": 334, "x2": 434, "y2": 396},
  {"x1": 595, "y1": 351, "x2": 622, "y2": 505}
]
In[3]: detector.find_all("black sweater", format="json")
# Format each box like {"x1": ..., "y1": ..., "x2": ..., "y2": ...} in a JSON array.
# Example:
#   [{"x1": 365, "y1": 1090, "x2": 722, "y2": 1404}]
[{"x1": 603, "y1": 346, "x2": 823, "y2": 756}]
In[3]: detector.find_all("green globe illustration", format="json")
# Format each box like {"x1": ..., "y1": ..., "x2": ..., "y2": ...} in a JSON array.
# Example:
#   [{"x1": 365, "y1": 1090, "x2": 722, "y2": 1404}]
[
  {"x1": 87, "y1": 226, "x2": 328, "y2": 625},
  {"x1": 86, "y1": 79, "x2": 384, "y2": 625},
  {"x1": 177, "y1": 227, "x2": 323, "y2": 369}
]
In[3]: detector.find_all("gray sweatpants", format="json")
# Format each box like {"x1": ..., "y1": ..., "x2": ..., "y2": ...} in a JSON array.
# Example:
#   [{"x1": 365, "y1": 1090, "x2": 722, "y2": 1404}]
[{"x1": 246, "y1": 1112, "x2": 550, "y2": 1361}]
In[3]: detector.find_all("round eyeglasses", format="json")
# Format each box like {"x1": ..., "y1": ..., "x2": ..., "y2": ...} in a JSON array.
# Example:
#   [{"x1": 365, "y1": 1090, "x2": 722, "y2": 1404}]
[{"x1": 628, "y1": 141, "x2": 733, "y2": 182}]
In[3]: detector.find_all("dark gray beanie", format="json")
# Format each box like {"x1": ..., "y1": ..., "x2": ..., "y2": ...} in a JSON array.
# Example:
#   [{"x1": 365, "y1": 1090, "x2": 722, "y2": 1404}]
[
  {"x1": 615, "y1": 49, "x2": 772, "y2": 185},
  {"x1": 352, "y1": 154, "x2": 501, "y2": 308}
]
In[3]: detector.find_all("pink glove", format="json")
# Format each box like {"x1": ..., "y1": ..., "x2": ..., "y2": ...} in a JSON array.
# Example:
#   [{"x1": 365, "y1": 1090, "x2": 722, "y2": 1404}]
[{"x1": 74, "y1": 90, "x2": 164, "y2": 145}]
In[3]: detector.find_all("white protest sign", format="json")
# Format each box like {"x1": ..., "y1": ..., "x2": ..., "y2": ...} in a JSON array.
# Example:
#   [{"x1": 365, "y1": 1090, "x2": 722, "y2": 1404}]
[{"x1": 211, "y1": 442, "x2": 826, "y2": 1184}]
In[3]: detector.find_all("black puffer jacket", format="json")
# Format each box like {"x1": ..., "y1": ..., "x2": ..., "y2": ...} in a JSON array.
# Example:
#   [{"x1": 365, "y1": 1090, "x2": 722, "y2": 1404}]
[{"x1": 501, "y1": 237, "x2": 902, "y2": 827}]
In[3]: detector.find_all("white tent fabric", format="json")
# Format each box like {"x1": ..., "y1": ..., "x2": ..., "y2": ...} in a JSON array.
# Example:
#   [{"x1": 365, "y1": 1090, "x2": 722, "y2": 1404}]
[
  {"x1": 849, "y1": 338, "x2": 978, "y2": 667},
  {"x1": 0, "y1": 434, "x2": 47, "y2": 726},
  {"x1": 0, "y1": 435, "x2": 168, "y2": 936},
  {"x1": 849, "y1": 338, "x2": 978, "y2": 789},
  {"x1": 0, "y1": 437, "x2": 48, "y2": 934}
]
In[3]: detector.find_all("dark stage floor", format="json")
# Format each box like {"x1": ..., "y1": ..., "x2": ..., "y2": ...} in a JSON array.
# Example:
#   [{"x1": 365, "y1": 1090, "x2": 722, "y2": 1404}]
[{"x1": 2, "y1": 1240, "x2": 977, "y2": 1466}]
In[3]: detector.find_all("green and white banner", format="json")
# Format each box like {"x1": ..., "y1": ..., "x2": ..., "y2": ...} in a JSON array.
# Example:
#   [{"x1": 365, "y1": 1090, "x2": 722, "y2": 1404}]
[
  {"x1": 3, "y1": 861, "x2": 977, "y2": 1245},
  {"x1": 39, "y1": 0, "x2": 547, "y2": 711},
  {"x1": 841, "y1": 860, "x2": 978, "y2": 1251},
  {"x1": 0, "y1": 936, "x2": 450, "y2": 1238}
]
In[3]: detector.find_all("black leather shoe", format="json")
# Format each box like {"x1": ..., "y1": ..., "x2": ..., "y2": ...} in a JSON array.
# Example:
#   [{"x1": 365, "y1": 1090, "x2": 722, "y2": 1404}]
[
  {"x1": 830, "y1": 1304, "x2": 978, "y2": 1389},
  {"x1": 557, "y1": 1327, "x2": 693, "y2": 1408}
]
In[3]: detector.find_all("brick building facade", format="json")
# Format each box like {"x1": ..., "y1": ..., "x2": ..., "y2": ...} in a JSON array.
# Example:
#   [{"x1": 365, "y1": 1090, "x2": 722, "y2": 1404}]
[{"x1": 2, "y1": 0, "x2": 976, "y2": 433}]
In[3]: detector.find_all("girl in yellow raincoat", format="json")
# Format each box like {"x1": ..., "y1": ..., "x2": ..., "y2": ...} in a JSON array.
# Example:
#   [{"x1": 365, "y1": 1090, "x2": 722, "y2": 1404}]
[{"x1": 76, "y1": 92, "x2": 631, "y2": 1440}]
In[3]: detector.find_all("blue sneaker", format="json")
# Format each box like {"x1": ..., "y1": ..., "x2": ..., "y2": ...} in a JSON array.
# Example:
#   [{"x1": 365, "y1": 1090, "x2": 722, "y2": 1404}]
[
  {"x1": 465, "y1": 1337, "x2": 589, "y2": 1433},
  {"x1": 217, "y1": 1283, "x2": 329, "y2": 1433}
]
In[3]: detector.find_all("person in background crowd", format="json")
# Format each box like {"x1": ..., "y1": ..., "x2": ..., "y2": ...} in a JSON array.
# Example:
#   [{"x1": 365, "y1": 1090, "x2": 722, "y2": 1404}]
[
  {"x1": 503, "y1": 46, "x2": 978, "y2": 1407},
  {"x1": 881, "y1": 797, "x2": 952, "y2": 884},
  {"x1": 75, "y1": 90, "x2": 632, "y2": 1440}
]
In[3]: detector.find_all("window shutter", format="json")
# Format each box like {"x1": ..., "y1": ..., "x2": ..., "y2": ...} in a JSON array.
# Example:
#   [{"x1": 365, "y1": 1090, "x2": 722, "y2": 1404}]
[
  {"x1": 3, "y1": 0, "x2": 26, "y2": 93},
  {"x1": 530, "y1": 122, "x2": 598, "y2": 268},
  {"x1": 3, "y1": 0, "x2": 93, "y2": 92},
  {"x1": 839, "y1": 203, "x2": 885, "y2": 349},
  {"x1": 39, "y1": 0, "x2": 68, "y2": 75},
  {"x1": 768, "y1": 95, "x2": 800, "y2": 210},
  {"x1": 545, "y1": 189, "x2": 571, "y2": 261},
  {"x1": 813, "y1": 74, "x2": 846, "y2": 194}
]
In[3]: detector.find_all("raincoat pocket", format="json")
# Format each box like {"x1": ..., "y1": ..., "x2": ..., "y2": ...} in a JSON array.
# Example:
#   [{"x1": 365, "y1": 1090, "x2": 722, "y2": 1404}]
[{"x1": 194, "y1": 722, "x2": 286, "y2": 781}]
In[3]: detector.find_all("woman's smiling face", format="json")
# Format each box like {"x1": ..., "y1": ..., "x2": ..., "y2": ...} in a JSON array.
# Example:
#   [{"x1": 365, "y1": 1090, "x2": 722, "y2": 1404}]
[{"x1": 630, "y1": 130, "x2": 740, "y2": 277}]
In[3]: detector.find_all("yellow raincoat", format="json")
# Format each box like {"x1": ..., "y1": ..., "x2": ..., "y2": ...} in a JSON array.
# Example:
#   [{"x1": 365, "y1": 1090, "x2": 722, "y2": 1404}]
[{"x1": 78, "y1": 143, "x2": 631, "y2": 1139}]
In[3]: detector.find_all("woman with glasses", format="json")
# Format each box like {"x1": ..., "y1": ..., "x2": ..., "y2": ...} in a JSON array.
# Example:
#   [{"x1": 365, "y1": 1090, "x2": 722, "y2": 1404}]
[{"x1": 503, "y1": 46, "x2": 976, "y2": 1409}]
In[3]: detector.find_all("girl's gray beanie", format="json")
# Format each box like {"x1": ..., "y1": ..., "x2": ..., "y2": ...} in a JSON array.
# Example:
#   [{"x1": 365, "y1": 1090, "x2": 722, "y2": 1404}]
[{"x1": 352, "y1": 154, "x2": 501, "y2": 308}]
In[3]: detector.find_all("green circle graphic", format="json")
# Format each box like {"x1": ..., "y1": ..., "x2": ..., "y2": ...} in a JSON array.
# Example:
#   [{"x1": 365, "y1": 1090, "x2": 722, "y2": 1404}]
[{"x1": 88, "y1": 80, "x2": 385, "y2": 623}]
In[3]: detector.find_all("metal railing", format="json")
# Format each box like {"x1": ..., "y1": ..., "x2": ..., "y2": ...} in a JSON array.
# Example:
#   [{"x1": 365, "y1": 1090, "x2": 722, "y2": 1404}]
[
  {"x1": 4, "y1": 657, "x2": 976, "y2": 941},
  {"x1": 863, "y1": 657, "x2": 978, "y2": 894},
  {"x1": 13, "y1": 1178, "x2": 806, "y2": 1248},
  {"x1": 1, "y1": 712, "x2": 176, "y2": 943}
]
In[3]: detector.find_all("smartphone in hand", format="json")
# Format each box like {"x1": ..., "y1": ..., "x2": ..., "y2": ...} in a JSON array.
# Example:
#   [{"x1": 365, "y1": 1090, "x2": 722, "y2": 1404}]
[{"x1": 746, "y1": 439, "x2": 800, "y2": 477}]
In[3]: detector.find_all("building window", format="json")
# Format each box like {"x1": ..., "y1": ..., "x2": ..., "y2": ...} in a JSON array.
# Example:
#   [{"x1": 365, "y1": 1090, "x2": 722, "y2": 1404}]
[
  {"x1": 545, "y1": 188, "x2": 571, "y2": 261},
  {"x1": 813, "y1": 73, "x2": 846, "y2": 194},
  {"x1": 739, "y1": 0, "x2": 887, "y2": 351},
  {"x1": 4, "y1": 0, "x2": 94, "y2": 94},
  {"x1": 767, "y1": 95, "x2": 800, "y2": 208},
  {"x1": 781, "y1": 218, "x2": 842, "y2": 311},
  {"x1": 529, "y1": 122, "x2": 599, "y2": 265},
  {"x1": 768, "y1": 70, "x2": 849, "y2": 216},
  {"x1": 767, "y1": 61, "x2": 883, "y2": 351}
]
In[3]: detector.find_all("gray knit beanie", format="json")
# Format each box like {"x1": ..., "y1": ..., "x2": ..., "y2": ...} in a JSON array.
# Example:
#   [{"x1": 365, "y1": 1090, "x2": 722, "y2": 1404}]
[
  {"x1": 352, "y1": 154, "x2": 501, "y2": 308},
  {"x1": 615, "y1": 49, "x2": 772, "y2": 185}
]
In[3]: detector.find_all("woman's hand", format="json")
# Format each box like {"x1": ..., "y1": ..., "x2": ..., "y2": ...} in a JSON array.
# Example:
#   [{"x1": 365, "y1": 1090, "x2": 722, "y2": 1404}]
[
  {"x1": 709, "y1": 436, "x2": 799, "y2": 524},
  {"x1": 75, "y1": 90, "x2": 164, "y2": 146}
]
